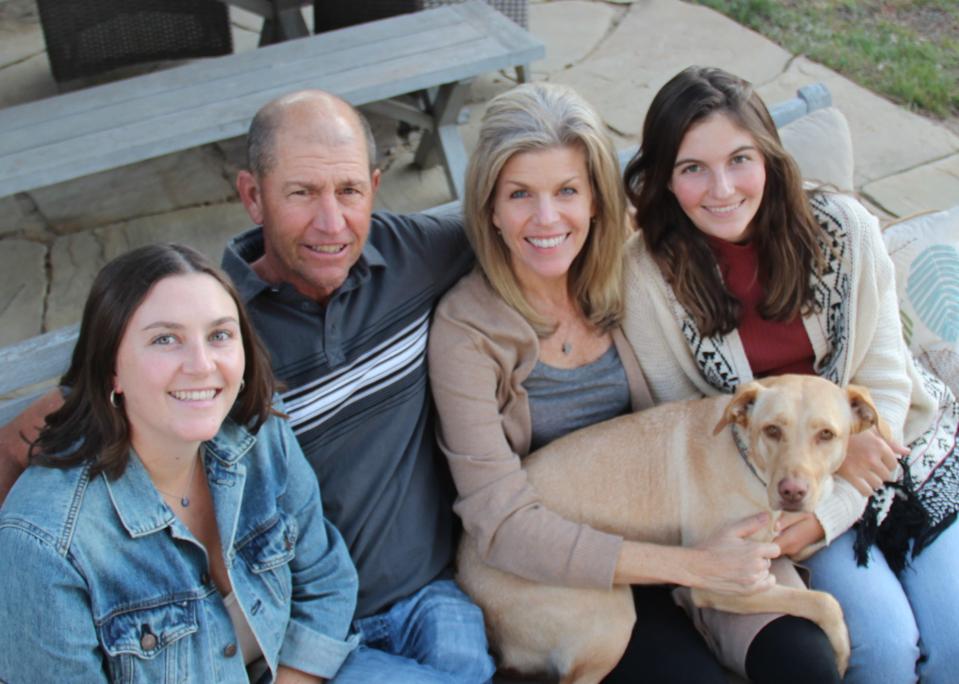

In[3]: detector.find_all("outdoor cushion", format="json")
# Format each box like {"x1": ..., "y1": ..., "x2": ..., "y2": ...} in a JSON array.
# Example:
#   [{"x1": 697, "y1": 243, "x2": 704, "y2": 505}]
[
  {"x1": 779, "y1": 106, "x2": 855, "y2": 193},
  {"x1": 883, "y1": 205, "x2": 959, "y2": 395}
]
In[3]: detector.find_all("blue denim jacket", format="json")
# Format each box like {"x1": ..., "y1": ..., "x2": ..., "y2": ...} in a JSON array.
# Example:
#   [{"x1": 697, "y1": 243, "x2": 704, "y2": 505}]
[{"x1": 0, "y1": 413, "x2": 358, "y2": 682}]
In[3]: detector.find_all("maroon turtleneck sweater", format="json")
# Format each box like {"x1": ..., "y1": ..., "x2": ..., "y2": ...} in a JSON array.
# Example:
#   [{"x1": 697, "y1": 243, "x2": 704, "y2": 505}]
[{"x1": 707, "y1": 235, "x2": 815, "y2": 377}]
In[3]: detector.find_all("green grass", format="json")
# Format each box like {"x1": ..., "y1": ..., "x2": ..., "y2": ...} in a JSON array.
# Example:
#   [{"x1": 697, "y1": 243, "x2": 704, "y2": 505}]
[{"x1": 691, "y1": 0, "x2": 959, "y2": 118}]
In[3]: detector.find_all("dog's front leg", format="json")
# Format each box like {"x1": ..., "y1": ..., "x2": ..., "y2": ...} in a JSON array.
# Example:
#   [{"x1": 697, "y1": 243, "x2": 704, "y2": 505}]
[{"x1": 690, "y1": 584, "x2": 850, "y2": 675}]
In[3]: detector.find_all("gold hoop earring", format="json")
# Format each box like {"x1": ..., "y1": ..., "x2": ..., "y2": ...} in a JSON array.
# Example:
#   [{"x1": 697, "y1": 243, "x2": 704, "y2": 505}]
[
  {"x1": 239, "y1": 379, "x2": 246, "y2": 393},
  {"x1": 110, "y1": 390, "x2": 121, "y2": 408}
]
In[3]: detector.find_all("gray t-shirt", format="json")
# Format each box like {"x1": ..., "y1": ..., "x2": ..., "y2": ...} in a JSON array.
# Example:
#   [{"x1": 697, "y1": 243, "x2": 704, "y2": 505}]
[{"x1": 524, "y1": 344, "x2": 631, "y2": 451}]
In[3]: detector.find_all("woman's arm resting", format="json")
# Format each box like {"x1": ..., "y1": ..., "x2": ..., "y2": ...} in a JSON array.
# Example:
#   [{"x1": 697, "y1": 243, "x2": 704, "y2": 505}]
[{"x1": 614, "y1": 512, "x2": 779, "y2": 595}]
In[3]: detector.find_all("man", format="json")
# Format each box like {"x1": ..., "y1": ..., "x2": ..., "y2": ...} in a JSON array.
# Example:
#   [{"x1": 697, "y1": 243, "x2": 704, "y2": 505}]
[
  {"x1": 0, "y1": 90, "x2": 493, "y2": 682},
  {"x1": 225, "y1": 91, "x2": 491, "y2": 682}
]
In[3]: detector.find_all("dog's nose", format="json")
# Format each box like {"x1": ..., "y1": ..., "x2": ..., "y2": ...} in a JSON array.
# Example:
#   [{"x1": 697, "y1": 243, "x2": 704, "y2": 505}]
[{"x1": 778, "y1": 477, "x2": 808, "y2": 507}]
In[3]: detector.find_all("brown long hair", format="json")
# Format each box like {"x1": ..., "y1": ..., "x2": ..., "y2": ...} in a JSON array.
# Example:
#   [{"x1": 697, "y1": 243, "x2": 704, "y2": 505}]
[
  {"x1": 30, "y1": 244, "x2": 276, "y2": 479},
  {"x1": 624, "y1": 66, "x2": 824, "y2": 337},
  {"x1": 464, "y1": 82, "x2": 631, "y2": 336}
]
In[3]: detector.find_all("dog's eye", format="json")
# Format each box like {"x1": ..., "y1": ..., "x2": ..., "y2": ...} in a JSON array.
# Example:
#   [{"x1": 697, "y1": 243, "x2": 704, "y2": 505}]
[
  {"x1": 763, "y1": 425, "x2": 782, "y2": 440},
  {"x1": 818, "y1": 429, "x2": 835, "y2": 442}
]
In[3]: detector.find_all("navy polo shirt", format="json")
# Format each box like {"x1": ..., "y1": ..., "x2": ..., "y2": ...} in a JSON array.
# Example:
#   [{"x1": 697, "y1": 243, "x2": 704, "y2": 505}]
[{"x1": 223, "y1": 210, "x2": 472, "y2": 618}]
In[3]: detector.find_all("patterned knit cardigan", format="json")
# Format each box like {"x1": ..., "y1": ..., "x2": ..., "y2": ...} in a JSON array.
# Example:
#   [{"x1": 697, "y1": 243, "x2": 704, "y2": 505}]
[{"x1": 623, "y1": 191, "x2": 959, "y2": 571}]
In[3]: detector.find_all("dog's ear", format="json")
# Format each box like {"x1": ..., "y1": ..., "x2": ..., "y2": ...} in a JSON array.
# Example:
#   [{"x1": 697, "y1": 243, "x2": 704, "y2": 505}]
[
  {"x1": 714, "y1": 381, "x2": 762, "y2": 435},
  {"x1": 846, "y1": 384, "x2": 889, "y2": 437}
]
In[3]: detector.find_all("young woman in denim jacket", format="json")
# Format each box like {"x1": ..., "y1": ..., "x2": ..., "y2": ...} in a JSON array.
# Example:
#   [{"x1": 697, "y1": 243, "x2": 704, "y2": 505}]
[{"x1": 0, "y1": 244, "x2": 358, "y2": 683}]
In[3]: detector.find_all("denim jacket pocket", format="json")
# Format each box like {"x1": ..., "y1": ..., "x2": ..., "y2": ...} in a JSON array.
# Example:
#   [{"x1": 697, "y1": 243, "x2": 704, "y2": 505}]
[
  {"x1": 237, "y1": 513, "x2": 298, "y2": 604},
  {"x1": 100, "y1": 599, "x2": 198, "y2": 684}
]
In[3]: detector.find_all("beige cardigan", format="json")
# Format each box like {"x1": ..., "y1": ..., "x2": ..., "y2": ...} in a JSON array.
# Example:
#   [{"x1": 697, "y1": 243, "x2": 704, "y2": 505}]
[{"x1": 428, "y1": 269, "x2": 653, "y2": 589}]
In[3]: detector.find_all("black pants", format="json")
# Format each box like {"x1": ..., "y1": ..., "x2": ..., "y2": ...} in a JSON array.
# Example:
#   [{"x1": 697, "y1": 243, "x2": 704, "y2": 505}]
[{"x1": 602, "y1": 585, "x2": 840, "y2": 684}]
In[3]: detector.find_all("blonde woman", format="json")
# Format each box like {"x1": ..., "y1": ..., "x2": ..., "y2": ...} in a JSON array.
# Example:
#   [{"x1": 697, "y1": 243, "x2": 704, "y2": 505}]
[{"x1": 428, "y1": 82, "x2": 838, "y2": 682}]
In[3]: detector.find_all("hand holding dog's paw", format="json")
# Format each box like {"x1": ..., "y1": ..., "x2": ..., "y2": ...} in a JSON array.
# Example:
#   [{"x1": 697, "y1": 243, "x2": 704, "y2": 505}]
[
  {"x1": 690, "y1": 513, "x2": 781, "y2": 595},
  {"x1": 775, "y1": 511, "x2": 826, "y2": 556}
]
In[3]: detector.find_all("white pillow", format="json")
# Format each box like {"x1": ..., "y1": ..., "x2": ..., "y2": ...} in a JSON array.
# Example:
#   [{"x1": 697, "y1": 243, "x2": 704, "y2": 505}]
[
  {"x1": 779, "y1": 107, "x2": 855, "y2": 192},
  {"x1": 883, "y1": 205, "x2": 959, "y2": 395}
]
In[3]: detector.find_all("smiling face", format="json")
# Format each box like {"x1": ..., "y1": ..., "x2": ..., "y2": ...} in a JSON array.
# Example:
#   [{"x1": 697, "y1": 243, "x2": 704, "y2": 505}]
[
  {"x1": 237, "y1": 99, "x2": 380, "y2": 304},
  {"x1": 490, "y1": 145, "x2": 595, "y2": 290},
  {"x1": 113, "y1": 273, "x2": 245, "y2": 457},
  {"x1": 669, "y1": 112, "x2": 766, "y2": 243}
]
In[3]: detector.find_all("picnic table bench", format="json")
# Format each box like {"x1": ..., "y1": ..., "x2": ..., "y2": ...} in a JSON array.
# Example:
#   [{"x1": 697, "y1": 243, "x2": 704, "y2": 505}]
[
  {"x1": 0, "y1": 0, "x2": 543, "y2": 202},
  {"x1": 0, "y1": 83, "x2": 832, "y2": 429}
]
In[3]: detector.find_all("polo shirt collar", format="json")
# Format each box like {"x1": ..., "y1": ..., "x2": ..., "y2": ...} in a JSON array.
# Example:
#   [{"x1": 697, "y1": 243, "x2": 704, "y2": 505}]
[
  {"x1": 223, "y1": 224, "x2": 387, "y2": 304},
  {"x1": 223, "y1": 227, "x2": 270, "y2": 303}
]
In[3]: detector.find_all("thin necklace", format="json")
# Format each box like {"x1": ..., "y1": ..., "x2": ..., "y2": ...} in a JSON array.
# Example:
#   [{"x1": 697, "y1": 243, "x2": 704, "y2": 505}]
[
  {"x1": 155, "y1": 452, "x2": 200, "y2": 508},
  {"x1": 558, "y1": 315, "x2": 575, "y2": 355}
]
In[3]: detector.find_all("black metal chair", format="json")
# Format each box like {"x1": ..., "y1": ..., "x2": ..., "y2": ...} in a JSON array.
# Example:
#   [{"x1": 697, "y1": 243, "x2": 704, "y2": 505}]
[
  {"x1": 314, "y1": 1, "x2": 419, "y2": 33},
  {"x1": 314, "y1": 0, "x2": 527, "y2": 33},
  {"x1": 419, "y1": 0, "x2": 527, "y2": 28},
  {"x1": 37, "y1": 0, "x2": 233, "y2": 83}
]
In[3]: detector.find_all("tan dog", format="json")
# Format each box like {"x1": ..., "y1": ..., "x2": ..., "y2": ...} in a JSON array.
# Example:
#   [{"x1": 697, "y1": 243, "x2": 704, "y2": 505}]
[{"x1": 457, "y1": 374, "x2": 884, "y2": 683}]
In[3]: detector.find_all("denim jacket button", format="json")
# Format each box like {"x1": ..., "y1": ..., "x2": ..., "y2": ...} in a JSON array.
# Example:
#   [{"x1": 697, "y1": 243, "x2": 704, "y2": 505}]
[
  {"x1": 140, "y1": 632, "x2": 158, "y2": 651},
  {"x1": 223, "y1": 643, "x2": 238, "y2": 658}
]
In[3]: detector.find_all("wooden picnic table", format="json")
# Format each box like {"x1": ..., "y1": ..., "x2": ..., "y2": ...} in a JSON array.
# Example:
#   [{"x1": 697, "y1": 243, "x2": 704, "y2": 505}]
[{"x1": 0, "y1": 1, "x2": 544, "y2": 201}]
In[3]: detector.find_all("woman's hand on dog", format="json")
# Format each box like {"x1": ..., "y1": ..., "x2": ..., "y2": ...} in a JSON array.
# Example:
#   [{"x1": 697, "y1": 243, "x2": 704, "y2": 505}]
[
  {"x1": 774, "y1": 511, "x2": 825, "y2": 556},
  {"x1": 688, "y1": 513, "x2": 781, "y2": 595},
  {"x1": 614, "y1": 513, "x2": 778, "y2": 592},
  {"x1": 838, "y1": 428, "x2": 905, "y2": 496}
]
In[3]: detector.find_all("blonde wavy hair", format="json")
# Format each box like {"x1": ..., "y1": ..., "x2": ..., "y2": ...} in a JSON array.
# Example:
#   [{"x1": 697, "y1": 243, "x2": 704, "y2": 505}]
[{"x1": 464, "y1": 82, "x2": 630, "y2": 336}]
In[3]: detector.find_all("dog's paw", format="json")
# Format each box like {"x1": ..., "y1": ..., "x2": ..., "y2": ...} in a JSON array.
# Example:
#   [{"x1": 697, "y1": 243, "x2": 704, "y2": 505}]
[
  {"x1": 819, "y1": 593, "x2": 850, "y2": 675},
  {"x1": 834, "y1": 623, "x2": 851, "y2": 676}
]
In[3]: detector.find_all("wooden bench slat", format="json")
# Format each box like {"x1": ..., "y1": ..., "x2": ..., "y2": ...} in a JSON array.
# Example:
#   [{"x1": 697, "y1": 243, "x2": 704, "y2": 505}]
[{"x1": 0, "y1": 324, "x2": 77, "y2": 397}]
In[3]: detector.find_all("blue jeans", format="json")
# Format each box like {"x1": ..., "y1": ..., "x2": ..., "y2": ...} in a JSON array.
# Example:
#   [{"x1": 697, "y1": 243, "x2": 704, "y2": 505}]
[
  {"x1": 332, "y1": 578, "x2": 495, "y2": 683},
  {"x1": 804, "y1": 522, "x2": 959, "y2": 683}
]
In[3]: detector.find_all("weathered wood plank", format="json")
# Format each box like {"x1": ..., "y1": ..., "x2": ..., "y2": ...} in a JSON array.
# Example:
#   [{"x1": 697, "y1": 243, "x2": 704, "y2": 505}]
[
  {"x1": 0, "y1": 6, "x2": 472, "y2": 132},
  {"x1": 0, "y1": 3, "x2": 540, "y2": 138},
  {"x1": 0, "y1": 324, "x2": 77, "y2": 397},
  {"x1": 0, "y1": 21, "x2": 488, "y2": 153},
  {"x1": 0, "y1": 1, "x2": 543, "y2": 197}
]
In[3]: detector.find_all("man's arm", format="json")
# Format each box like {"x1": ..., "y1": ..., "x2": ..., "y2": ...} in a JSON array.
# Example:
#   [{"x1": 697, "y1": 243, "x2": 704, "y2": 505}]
[
  {"x1": 380, "y1": 210, "x2": 473, "y2": 293},
  {"x1": 0, "y1": 388, "x2": 63, "y2": 502}
]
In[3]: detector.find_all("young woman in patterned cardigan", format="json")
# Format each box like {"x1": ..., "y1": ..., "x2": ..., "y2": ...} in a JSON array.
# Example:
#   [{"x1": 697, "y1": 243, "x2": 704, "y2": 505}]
[{"x1": 623, "y1": 65, "x2": 959, "y2": 684}]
